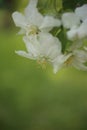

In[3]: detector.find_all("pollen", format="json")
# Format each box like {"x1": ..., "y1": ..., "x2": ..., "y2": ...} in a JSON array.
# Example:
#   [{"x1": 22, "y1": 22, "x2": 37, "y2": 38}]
[
  {"x1": 65, "y1": 55, "x2": 74, "y2": 65},
  {"x1": 37, "y1": 58, "x2": 48, "y2": 69},
  {"x1": 27, "y1": 25, "x2": 39, "y2": 36}
]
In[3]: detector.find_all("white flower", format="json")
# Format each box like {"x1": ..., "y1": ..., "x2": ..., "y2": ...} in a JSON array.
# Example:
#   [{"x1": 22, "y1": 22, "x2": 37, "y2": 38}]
[
  {"x1": 15, "y1": 32, "x2": 64, "y2": 73},
  {"x1": 63, "y1": 48, "x2": 87, "y2": 71},
  {"x1": 53, "y1": 39, "x2": 87, "y2": 72},
  {"x1": 67, "y1": 26, "x2": 79, "y2": 41},
  {"x1": 62, "y1": 4, "x2": 87, "y2": 29},
  {"x1": 62, "y1": 12, "x2": 80, "y2": 41},
  {"x1": 12, "y1": 0, "x2": 61, "y2": 36},
  {"x1": 77, "y1": 19, "x2": 87, "y2": 39},
  {"x1": 62, "y1": 12, "x2": 80, "y2": 29},
  {"x1": 67, "y1": 19, "x2": 87, "y2": 41},
  {"x1": 52, "y1": 54, "x2": 71, "y2": 73},
  {"x1": 75, "y1": 4, "x2": 87, "y2": 21},
  {"x1": 62, "y1": 4, "x2": 87, "y2": 41}
]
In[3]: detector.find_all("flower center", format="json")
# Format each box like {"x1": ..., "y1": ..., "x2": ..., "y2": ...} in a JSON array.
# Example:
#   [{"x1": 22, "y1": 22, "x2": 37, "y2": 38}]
[
  {"x1": 37, "y1": 57, "x2": 49, "y2": 69},
  {"x1": 65, "y1": 55, "x2": 74, "y2": 65},
  {"x1": 26, "y1": 25, "x2": 39, "y2": 36}
]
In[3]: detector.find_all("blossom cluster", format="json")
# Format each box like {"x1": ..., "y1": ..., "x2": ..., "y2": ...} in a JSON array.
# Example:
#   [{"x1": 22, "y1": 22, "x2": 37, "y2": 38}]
[{"x1": 12, "y1": 0, "x2": 87, "y2": 73}]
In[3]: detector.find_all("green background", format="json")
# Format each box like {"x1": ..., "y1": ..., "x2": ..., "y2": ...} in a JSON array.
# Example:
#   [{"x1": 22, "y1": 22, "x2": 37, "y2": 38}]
[{"x1": 0, "y1": 0, "x2": 87, "y2": 129}]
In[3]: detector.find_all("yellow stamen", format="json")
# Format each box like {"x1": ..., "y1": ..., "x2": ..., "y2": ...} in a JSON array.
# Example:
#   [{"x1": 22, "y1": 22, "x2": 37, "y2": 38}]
[
  {"x1": 65, "y1": 55, "x2": 74, "y2": 65},
  {"x1": 37, "y1": 58, "x2": 48, "y2": 69},
  {"x1": 27, "y1": 25, "x2": 39, "y2": 36}
]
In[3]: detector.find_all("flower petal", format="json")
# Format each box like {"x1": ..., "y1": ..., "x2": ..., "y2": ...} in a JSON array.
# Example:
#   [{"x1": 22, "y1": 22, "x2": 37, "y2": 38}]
[
  {"x1": 24, "y1": 0, "x2": 43, "y2": 27},
  {"x1": 68, "y1": 40, "x2": 83, "y2": 51},
  {"x1": 23, "y1": 36, "x2": 40, "y2": 57},
  {"x1": 73, "y1": 50, "x2": 87, "y2": 62},
  {"x1": 12, "y1": 12, "x2": 27, "y2": 28},
  {"x1": 40, "y1": 16, "x2": 61, "y2": 32},
  {"x1": 53, "y1": 62, "x2": 63, "y2": 74},
  {"x1": 72, "y1": 61, "x2": 87, "y2": 71},
  {"x1": 62, "y1": 12, "x2": 80, "y2": 29},
  {"x1": 67, "y1": 26, "x2": 78, "y2": 41},
  {"x1": 38, "y1": 32, "x2": 62, "y2": 58},
  {"x1": 77, "y1": 19, "x2": 87, "y2": 39},
  {"x1": 84, "y1": 46, "x2": 87, "y2": 51},
  {"x1": 15, "y1": 50, "x2": 35, "y2": 60},
  {"x1": 53, "y1": 54, "x2": 71, "y2": 73},
  {"x1": 75, "y1": 4, "x2": 87, "y2": 21},
  {"x1": 27, "y1": 0, "x2": 38, "y2": 8}
]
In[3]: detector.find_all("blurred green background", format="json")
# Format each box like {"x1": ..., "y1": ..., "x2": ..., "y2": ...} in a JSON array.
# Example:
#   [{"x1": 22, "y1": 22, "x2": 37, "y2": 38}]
[{"x1": 0, "y1": 0, "x2": 87, "y2": 130}]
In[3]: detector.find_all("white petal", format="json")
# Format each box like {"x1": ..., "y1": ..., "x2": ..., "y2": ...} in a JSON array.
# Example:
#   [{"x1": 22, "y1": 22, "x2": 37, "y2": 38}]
[
  {"x1": 53, "y1": 63, "x2": 62, "y2": 74},
  {"x1": 15, "y1": 50, "x2": 35, "y2": 60},
  {"x1": 77, "y1": 19, "x2": 87, "y2": 39},
  {"x1": 47, "y1": 44, "x2": 61, "y2": 59},
  {"x1": 40, "y1": 16, "x2": 61, "y2": 32},
  {"x1": 23, "y1": 36, "x2": 40, "y2": 57},
  {"x1": 84, "y1": 46, "x2": 87, "y2": 51},
  {"x1": 73, "y1": 50, "x2": 87, "y2": 62},
  {"x1": 24, "y1": 0, "x2": 43, "y2": 27},
  {"x1": 72, "y1": 48, "x2": 87, "y2": 70},
  {"x1": 72, "y1": 61, "x2": 87, "y2": 71},
  {"x1": 67, "y1": 26, "x2": 78, "y2": 41},
  {"x1": 75, "y1": 4, "x2": 87, "y2": 21},
  {"x1": 12, "y1": 12, "x2": 27, "y2": 28},
  {"x1": 53, "y1": 54, "x2": 71, "y2": 73},
  {"x1": 28, "y1": 0, "x2": 38, "y2": 8},
  {"x1": 62, "y1": 12, "x2": 80, "y2": 29},
  {"x1": 53, "y1": 55, "x2": 65, "y2": 73},
  {"x1": 69, "y1": 40, "x2": 83, "y2": 51},
  {"x1": 38, "y1": 32, "x2": 62, "y2": 58}
]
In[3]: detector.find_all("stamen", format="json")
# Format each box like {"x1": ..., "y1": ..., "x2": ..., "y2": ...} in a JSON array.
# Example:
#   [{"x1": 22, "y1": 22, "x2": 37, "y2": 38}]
[
  {"x1": 26, "y1": 25, "x2": 39, "y2": 36},
  {"x1": 65, "y1": 55, "x2": 74, "y2": 65},
  {"x1": 37, "y1": 58, "x2": 48, "y2": 69}
]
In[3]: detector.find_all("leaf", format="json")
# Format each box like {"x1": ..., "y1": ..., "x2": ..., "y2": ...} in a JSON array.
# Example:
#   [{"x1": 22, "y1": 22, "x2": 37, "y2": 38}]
[
  {"x1": 38, "y1": 0, "x2": 63, "y2": 15},
  {"x1": 54, "y1": 0, "x2": 63, "y2": 12},
  {"x1": 63, "y1": 0, "x2": 87, "y2": 10}
]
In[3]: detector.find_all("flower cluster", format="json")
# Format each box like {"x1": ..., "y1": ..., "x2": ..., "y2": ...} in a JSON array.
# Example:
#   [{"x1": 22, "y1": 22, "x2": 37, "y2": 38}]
[{"x1": 12, "y1": 0, "x2": 87, "y2": 73}]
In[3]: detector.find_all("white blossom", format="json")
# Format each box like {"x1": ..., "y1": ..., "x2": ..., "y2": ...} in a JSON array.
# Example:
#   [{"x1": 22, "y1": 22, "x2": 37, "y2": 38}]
[
  {"x1": 77, "y1": 19, "x2": 87, "y2": 39},
  {"x1": 52, "y1": 54, "x2": 71, "y2": 73},
  {"x1": 67, "y1": 26, "x2": 79, "y2": 41},
  {"x1": 62, "y1": 4, "x2": 87, "y2": 41},
  {"x1": 54, "y1": 48, "x2": 87, "y2": 72},
  {"x1": 62, "y1": 12, "x2": 80, "y2": 29},
  {"x1": 66, "y1": 48, "x2": 87, "y2": 71},
  {"x1": 15, "y1": 32, "x2": 64, "y2": 73},
  {"x1": 12, "y1": 1, "x2": 87, "y2": 74},
  {"x1": 75, "y1": 4, "x2": 87, "y2": 21},
  {"x1": 12, "y1": 0, "x2": 61, "y2": 36},
  {"x1": 67, "y1": 19, "x2": 87, "y2": 41},
  {"x1": 60, "y1": 5, "x2": 87, "y2": 71}
]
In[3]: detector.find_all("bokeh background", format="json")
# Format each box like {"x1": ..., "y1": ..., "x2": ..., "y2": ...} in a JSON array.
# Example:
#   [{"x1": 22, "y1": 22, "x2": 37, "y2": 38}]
[{"x1": 0, "y1": 0, "x2": 87, "y2": 130}]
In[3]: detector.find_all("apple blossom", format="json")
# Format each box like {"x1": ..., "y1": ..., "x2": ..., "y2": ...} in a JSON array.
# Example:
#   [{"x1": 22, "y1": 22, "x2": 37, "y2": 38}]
[{"x1": 12, "y1": 0, "x2": 61, "y2": 36}]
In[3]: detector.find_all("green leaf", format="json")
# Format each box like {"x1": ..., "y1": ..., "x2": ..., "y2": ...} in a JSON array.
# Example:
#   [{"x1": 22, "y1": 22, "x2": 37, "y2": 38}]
[
  {"x1": 38, "y1": 0, "x2": 63, "y2": 15},
  {"x1": 54, "y1": 0, "x2": 63, "y2": 12},
  {"x1": 63, "y1": 0, "x2": 87, "y2": 10}
]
